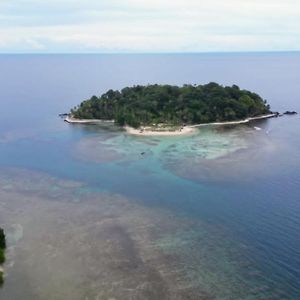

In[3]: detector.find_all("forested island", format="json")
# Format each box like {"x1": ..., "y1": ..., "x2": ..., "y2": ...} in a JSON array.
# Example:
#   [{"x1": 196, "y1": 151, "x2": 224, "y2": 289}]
[
  {"x1": 0, "y1": 228, "x2": 6, "y2": 286},
  {"x1": 69, "y1": 83, "x2": 272, "y2": 129}
]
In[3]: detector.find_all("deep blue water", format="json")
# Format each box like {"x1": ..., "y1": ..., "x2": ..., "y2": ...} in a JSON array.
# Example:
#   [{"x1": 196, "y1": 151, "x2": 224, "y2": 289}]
[{"x1": 0, "y1": 53, "x2": 300, "y2": 299}]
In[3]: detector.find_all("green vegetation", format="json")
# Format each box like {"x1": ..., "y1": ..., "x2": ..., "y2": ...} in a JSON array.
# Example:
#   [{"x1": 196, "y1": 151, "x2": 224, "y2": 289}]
[
  {"x1": 71, "y1": 83, "x2": 271, "y2": 128},
  {"x1": 0, "y1": 228, "x2": 6, "y2": 286}
]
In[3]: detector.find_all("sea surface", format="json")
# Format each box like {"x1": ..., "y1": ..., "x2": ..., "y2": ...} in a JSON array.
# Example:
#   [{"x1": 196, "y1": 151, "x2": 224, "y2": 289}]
[{"x1": 0, "y1": 53, "x2": 299, "y2": 300}]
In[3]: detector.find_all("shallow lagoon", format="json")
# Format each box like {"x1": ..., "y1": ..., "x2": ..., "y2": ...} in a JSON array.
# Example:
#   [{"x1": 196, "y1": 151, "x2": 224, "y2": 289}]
[{"x1": 0, "y1": 53, "x2": 300, "y2": 299}]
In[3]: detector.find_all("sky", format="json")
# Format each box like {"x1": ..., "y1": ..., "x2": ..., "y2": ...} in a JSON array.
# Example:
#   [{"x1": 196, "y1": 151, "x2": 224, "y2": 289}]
[{"x1": 0, "y1": 0, "x2": 299, "y2": 53}]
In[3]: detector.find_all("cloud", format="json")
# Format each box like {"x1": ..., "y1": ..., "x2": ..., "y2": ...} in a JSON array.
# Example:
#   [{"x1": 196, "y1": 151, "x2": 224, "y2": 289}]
[{"x1": 0, "y1": 0, "x2": 299, "y2": 52}]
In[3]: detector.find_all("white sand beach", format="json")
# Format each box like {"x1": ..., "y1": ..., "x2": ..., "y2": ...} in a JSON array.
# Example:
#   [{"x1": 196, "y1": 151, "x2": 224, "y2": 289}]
[
  {"x1": 64, "y1": 116, "x2": 114, "y2": 124},
  {"x1": 190, "y1": 113, "x2": 277, "y2": 127},
  {"x1": 124, "y1": 125, "x2": 197, "y2": 136},
  {"x1": 65, "y1": 114, "x2": 277, "y2": 136},
  {"x1": 125, "y1": 114, "x2": 277, "y2": 136}
]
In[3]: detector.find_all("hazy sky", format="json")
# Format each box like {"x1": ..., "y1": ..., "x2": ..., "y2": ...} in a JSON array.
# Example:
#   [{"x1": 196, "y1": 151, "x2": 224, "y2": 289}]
[{"x1": 0, "y1": 0, "x2": 299, "y2": 53}]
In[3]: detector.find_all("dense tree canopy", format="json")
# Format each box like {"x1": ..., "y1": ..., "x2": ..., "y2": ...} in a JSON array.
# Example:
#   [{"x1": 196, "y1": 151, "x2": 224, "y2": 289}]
[{"x1": 71, "y1": 83, "x2": 271, "y2": 128}]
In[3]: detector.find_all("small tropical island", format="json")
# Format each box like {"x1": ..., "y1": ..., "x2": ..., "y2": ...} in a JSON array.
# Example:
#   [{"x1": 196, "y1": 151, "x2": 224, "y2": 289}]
[
  {"x1": 67, "y1": 83, "x2": 275, "y2": 135},
  {"x1": 0, "y1": 228, "x2": 6, "y2": 286}
]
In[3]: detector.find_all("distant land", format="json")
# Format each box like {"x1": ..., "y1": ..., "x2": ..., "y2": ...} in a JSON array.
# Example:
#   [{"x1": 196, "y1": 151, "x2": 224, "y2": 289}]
[{"x1": 69, "y1": 83, "x2": 272, "y2": 130}]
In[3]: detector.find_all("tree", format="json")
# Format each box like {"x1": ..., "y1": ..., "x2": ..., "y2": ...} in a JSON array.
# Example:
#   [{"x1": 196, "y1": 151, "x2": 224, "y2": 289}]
[{"x1": 70, "y1": 83, "x2": 271, "y2": 127}]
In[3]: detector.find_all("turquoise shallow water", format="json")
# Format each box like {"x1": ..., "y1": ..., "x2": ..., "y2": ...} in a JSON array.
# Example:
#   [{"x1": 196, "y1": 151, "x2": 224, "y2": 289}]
[{"x1": 0, "y1": 53, "x2": 300, "y2": 299}]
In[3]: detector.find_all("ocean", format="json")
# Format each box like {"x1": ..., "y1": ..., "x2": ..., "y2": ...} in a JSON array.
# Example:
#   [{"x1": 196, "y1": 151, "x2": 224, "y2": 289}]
[{"x1": 0, "y1": 53, "x2": 299, "y2": 299}]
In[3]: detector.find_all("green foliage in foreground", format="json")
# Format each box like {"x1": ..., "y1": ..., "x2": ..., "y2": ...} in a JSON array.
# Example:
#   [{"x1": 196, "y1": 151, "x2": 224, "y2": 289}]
[
  {"x1": 71, "y1": 83, "x2": 271, "y2": 128},
  {"x1": 0, "y1": 228, "x2": 6, "y2": 286},
  {"x1": 0, "y1": 229, "x2": 5, "y2": 250},
  {"x1": 0, "y1": 249, "x2": 4, "y2": 265}
]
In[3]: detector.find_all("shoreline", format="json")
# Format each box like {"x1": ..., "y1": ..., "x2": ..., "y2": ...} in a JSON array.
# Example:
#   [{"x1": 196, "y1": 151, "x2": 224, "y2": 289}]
[
  {"x1": 64, "y1": 113, "x2": 277, "y2": 136},
  {"x1": 124, "y1": 125, "x2": 197, "y2": 136},
  {"x1": 124, "y1": 113, "x2": 277, "y2": 136},
  {"x1": 64, "y1": 116, "x2": 114, "y2": 124},
  {"x1": 190, "y1": 113, "x2": 277, "y2": 127}
]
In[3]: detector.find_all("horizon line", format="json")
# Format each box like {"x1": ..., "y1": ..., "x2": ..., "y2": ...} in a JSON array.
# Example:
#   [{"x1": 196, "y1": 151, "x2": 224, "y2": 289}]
[{"x1": 0, "y1": 50, "x2": 300, "y2": 55}]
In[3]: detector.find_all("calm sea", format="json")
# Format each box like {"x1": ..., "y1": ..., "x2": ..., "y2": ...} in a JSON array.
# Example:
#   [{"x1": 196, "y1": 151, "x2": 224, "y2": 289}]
[{"x1": 0, "y1": 53, "x2": 299, "y2": 299}]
